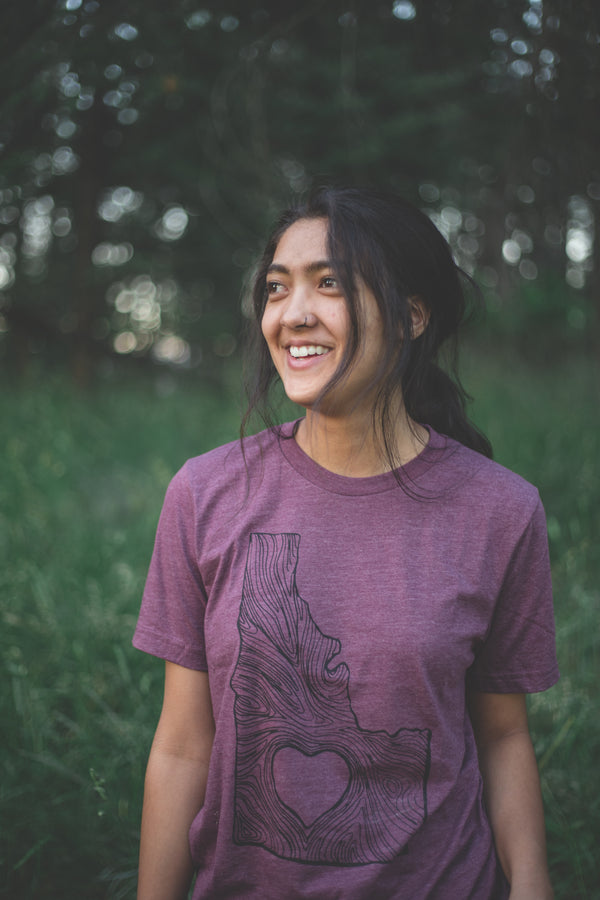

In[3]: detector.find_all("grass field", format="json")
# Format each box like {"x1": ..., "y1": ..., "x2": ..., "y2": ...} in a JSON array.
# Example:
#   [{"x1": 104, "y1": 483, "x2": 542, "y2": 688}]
[{"x1": 1, "y1": 351, "x2": 599, "y2": 899}]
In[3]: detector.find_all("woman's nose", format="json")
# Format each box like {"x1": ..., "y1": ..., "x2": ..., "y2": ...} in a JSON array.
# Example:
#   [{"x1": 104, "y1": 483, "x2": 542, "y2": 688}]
[{"x1": 280, "y1": 288, "x2": 317, "y2": 329}]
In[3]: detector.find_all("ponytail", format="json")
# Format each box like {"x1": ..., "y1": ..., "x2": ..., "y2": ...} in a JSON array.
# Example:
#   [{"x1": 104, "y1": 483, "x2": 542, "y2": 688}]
[{"x1": 404, "y1": 361, "x2": 493, "y2": 459}]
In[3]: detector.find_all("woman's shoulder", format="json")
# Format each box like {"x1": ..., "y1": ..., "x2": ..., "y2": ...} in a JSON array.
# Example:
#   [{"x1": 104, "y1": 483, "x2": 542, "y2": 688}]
[
  {"x1": 172, "y1": 424, "x2": 288, "y2": 491},
  {"x1": 433, "y1": 430, "x2": 543, "y2": 520}
]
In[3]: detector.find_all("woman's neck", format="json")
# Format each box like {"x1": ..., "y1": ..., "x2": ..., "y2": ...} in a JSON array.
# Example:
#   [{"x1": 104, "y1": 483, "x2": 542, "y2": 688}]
[{"x1": 295, "y1": 407, "x2": 428, "y2": 477}]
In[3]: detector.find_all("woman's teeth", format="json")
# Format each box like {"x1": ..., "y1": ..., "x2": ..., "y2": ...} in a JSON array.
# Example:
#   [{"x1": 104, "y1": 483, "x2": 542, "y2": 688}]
[{"x1": 289, "y1": 345, "x2": 328, "y2": 358}]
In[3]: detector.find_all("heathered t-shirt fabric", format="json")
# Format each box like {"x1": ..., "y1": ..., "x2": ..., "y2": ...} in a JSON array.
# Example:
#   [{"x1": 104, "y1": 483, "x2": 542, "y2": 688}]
[{"x1": 133, "y1": 423, "x2": 559, "y2": 900}]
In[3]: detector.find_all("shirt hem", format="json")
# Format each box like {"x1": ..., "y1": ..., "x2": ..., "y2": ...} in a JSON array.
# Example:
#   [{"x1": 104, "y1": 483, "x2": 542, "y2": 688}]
[
  {"x1": 132, "y1": 628, "x2": 208, "y2": 671},
  {"x1": 469, "y1": 664, "x2": 560, "y2": 694}
]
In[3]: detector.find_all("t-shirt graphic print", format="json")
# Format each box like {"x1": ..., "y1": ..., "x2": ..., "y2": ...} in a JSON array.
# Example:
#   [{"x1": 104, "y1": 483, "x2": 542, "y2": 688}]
[{"x1": 231, "y1": 532, "x2": 432, "y2": 865}]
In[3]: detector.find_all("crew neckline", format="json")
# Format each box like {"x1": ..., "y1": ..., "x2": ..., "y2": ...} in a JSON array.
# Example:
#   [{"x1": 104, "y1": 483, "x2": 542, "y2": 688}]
[{"x1": 277, "y1": 420, "x2": 449, "y2": 496}]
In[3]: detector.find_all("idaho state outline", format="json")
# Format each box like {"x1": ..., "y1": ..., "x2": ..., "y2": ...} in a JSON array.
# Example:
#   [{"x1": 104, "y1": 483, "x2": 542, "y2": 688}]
[{"x1": 230, "y1": 532, "x2": 431, "y2": 866}]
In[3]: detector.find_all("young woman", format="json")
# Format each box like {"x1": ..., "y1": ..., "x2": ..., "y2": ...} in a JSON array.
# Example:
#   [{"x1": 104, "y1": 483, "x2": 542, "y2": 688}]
[{"x1": 133, "y1": 186, "x2": 558, "y2": 899}]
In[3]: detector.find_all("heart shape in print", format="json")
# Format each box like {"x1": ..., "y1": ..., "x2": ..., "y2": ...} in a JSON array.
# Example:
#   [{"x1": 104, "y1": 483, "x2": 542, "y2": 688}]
[{"x1": 272, "y1": 747, "x2": 350, "y2": 827}]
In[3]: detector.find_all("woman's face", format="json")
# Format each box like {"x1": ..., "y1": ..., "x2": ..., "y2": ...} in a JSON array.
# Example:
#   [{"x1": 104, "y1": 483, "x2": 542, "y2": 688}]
[{"x1": 260, "y1": 217, "x2": 386, "y2": 417}]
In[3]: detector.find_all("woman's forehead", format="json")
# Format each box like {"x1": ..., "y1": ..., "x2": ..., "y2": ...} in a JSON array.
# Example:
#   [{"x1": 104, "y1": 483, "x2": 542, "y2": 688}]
[{"x1": 273, "y1": 217, "x2": 329, "y2": 265}]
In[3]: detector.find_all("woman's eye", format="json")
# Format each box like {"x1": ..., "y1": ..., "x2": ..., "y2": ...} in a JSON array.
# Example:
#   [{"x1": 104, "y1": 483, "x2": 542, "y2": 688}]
[
  {"x1": 266, "y1": 281, "x2": 284, "y2": 295},
  {"x1": 321, "y1": 276, "x2": 338, "y2": 289}
]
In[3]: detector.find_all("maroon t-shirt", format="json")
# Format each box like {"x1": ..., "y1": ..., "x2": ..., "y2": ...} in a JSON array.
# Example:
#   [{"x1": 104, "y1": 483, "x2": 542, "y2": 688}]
[{"x1": 133, "y1": 424, "x2": 559, "y2": 899}]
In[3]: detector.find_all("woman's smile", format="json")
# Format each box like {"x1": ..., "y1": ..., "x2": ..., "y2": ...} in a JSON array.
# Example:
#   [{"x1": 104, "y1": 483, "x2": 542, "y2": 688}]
[{"x1": 288, "y1": 344, "x2": 329, "y2": 359}]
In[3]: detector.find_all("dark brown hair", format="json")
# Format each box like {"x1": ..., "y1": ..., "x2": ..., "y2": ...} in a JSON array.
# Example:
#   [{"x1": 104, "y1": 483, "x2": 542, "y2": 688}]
[{"x1": 242, "y1": 184, "x2": 492, "y2": 463}]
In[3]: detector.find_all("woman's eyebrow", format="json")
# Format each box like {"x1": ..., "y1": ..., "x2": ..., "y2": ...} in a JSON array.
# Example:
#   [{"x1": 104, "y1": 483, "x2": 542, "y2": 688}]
[{"x1": 267, "y1": 259, "x2": 334, "y2": 275}]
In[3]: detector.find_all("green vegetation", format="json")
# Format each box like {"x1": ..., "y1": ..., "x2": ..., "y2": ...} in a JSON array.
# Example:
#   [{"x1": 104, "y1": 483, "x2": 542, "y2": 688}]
[{"x1": 1, "y1": 352, "x2": 599, "y2": 898}]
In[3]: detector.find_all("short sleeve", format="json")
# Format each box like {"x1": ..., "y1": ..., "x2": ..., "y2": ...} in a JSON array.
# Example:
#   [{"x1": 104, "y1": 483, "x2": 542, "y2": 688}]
[
  {"x1": 467, "y1": 496, "x2": 559, "y2": 694},
  {"x1": 132, "y1": 463, "x2": 208, "y2": 670}
]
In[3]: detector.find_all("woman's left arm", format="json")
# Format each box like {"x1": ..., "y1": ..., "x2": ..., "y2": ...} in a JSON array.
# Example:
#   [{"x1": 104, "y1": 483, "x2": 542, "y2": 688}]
[{"x1": 468, "y1": 691, "x2": 554, "y2": 900}]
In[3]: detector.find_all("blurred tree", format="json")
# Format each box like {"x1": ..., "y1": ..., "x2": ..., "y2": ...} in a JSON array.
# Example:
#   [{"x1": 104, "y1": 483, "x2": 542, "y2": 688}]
[{"x1": 0, "y1": 0, "x2": 597, "y2": 380}]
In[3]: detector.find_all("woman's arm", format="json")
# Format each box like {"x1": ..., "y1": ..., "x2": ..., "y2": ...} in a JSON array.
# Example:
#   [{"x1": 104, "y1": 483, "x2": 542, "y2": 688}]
[
  {"x1": 137, "y1": 661, "x2": 215, "y2": 900},
  {"x1": 468, "y1": 691, "x2": 553, "y2": 900}
]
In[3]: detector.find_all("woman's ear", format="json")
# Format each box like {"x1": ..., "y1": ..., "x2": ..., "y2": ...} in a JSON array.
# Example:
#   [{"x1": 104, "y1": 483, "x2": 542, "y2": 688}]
[{"x1": 409, "y1": 297, "x2": 429, "y2": 339}]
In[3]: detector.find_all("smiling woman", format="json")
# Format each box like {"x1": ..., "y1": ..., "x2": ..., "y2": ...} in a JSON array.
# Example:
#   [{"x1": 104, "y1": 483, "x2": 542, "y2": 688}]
[
  {"x1": 261, "y1": 218, "x2": 389, "y2": 424},
  {"x1": 133, "y1": 185, "x2": 558, "y2": 900},
  {"x1": 244, "y1": 186, "x2": 490, "y2": 476},
  {"x1": 259, "y1": 216, "x2": 434, "y2": 474}
]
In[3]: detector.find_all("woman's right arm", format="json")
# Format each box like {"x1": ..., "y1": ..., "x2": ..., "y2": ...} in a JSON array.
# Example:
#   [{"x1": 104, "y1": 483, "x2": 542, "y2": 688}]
[{"x1": 137, "y1": 661, "x2": 215, "y2": 900}]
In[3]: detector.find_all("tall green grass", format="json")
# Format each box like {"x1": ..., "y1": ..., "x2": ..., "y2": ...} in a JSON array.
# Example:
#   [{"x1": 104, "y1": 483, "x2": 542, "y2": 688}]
[
  {"x1": 464, "y1": 350, "x2": 600, "y2": 899},
  {"x1": 1, "y1": 354, "x2": 598, "y2": 898},
  {"x1": 1, "y1": 371, "x2": 241, "y2": 899}
]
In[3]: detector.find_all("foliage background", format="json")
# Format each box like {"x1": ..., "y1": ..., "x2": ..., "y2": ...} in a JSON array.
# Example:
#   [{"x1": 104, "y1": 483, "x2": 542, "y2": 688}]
[
  {"x1": 1, "y1": 0, "x2": 598, "y2": 373},
  {"x1": 1, "y1": 1, "x2": 599, "y2": 898}
]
